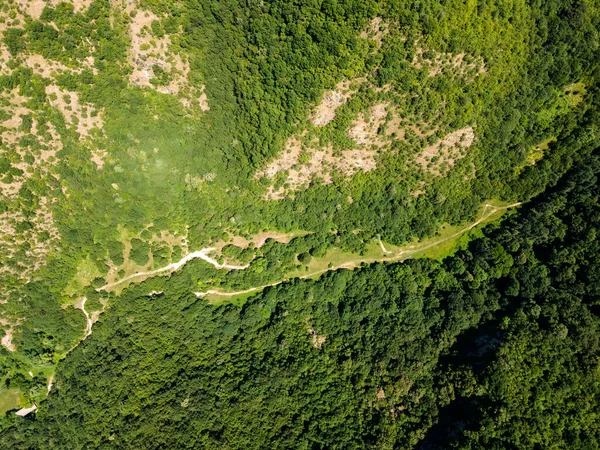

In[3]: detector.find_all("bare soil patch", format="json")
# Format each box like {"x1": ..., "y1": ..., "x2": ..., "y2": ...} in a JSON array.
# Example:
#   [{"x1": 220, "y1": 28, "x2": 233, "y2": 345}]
[
  {"x1": 90, "y1": 150, "x2": 107, "y2": 169},
  {"x1": 311, "y1": 79, "x2": 362, "y2": 126},
  {"x1": 0, "y1": 89, "x2": 62, "y2": 284},
  {"x1": 0, "y1": 197, "x2": 61, "y2": 284},
  {"x1": 412, "y1": 43, "x2": 486, "y2": 79},
  {"x1": 360, "y1": 17, "x2": 389, "y2": 50},
  {"x1": 0, "y1": 4, "x2": 26, "y2": 31},
  {"x1": 256, "y1": 30, "x2": 482, "y2": 201},
  {"x1": 307, "y1": 327, "x2": 326, "y2": 349},
  {"x1": 1, "y1": 326, "x2": 15, "y2": 352},
  {"x1": 0, "y1": 318, "x2": 24, "y2": 352},
  {"x1": 0, "y1": 44, "x2": 12, "y2": 76},
  {"x1": 348, "y1": 102, "x2": 389, "y2": 147},
  {"x1": 15, "y1": 0, "x2": 93, "y2": 18},
  {"x1": 1, "y1": 107, "x2": 61, "y2": 199},
  {"x1": 0, "y1": 93, "x2": 62, "y2": 292},
  {"x1": 259, "y1": 99, "x2": 437, "y2": 200},
  {"x1": 415, "y1": 126, "x2": 475, "y2": 175},
  {"x1": 45, "y1": 85, "x2": 104, "y2": 140},
  {"x1": 258, "y1": 137, "x2": 303, "y2": 179},
  {"x1": 197, "y1": 85, "x2": 210, "y2": 111},
  {"x1": 125, "y1": 2, "x2": 204, "y2": 107},
  {"x1": 258, "y1": 138, "x2": 377, "y2": 200},
  {"x1": 0, "y1": 88, "x2": 31, "y2": 131},
  {"x1": 23, "y1": 54, "x2": 97, "y2": 78},
  {"x1": 15, "y1": 0, "x2": 46, "y2": 19}
]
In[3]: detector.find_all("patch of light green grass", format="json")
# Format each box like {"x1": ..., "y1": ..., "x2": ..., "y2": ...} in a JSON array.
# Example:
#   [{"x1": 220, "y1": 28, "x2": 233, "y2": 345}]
[
  {"x1": 0, "y1": 389, "x2": 20, "y2": 415},
  {"x1": 407, "y1": 200, "x2": 516, "y2": 260},
  {"x1": 514, "y1": 137, "x2": 556, "y2": 175},
  {"x1": 565, "y1": 81, "x2": 586, "y2": 107},
  {"x1": 207, "y1": 289, "x2": 260, "y2": 306},
  {"x1": 536, "y1": 81, "x2": 586, "y2": 129},
  {"x1": 286, "y1": 244, "x2": 385, "y2": 279},
  {"x1": 64, "y1": 258, "x2": 102, "y2": 298}
]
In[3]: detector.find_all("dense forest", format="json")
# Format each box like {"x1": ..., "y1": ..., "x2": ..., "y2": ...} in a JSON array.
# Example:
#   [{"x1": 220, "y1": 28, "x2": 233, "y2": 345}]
[
  {"x1": 2, "y1": 147, "x2": 600, "y2": 449},
  {"x1": 0, "y1": 0, "x2": 600, "y2": 447}
]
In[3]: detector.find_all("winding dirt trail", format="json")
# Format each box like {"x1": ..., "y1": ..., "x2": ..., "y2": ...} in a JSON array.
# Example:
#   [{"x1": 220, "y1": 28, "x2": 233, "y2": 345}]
[
  {"x1": 379, "y1": 237, "x2": 392, "y2": 254},
  {"x1": 55, "y1": 200, "x2": 520, "y2": 393},
  {"x1": 78, "y1": 297, "x2": 93, "y2": 338},
  {"x1": 196, "y1": 202, "x2": 521, "y2": 299},
  {"x1": 97, "y1": 248, "x2": 249, "y2": 292}
]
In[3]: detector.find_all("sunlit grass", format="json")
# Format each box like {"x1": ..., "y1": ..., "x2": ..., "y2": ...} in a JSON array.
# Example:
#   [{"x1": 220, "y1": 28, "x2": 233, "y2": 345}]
[
  {"x1": 0, "y1": 388, "x2": 20, "y2": 415},
  {"x1": 565, "y1": 81, "x2": 586, "y2": 107}
]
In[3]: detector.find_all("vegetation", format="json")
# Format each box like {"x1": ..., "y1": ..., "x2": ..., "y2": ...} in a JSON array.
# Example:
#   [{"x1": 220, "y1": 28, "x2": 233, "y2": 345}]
[
  {"x1": 0, "y1": 0, "x2": 599, "y2": 447},
  {"x1": 2, "y1": 151, "x2": 600, "y2": 448}
]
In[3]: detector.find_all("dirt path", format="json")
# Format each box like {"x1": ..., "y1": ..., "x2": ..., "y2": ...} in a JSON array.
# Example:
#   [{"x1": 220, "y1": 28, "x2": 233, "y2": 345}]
[
  {"x1": 97, "y1": 248, "x2": 249, "y2": 291},
  {"x1": 379, "y1": 237, "x2": 392, "y2": 254},
  {"x1": 196, "y1": 202, "x2": 521, "y2": 299},
  {"x1": 78, "y1": 297, "x2": 93, "y2": 338}
]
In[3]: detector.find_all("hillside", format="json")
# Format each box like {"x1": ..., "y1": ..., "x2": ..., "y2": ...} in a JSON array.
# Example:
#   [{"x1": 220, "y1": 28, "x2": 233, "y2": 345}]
[{"x1": 0, "y1": 0, "x2": 599, "y2": 447}]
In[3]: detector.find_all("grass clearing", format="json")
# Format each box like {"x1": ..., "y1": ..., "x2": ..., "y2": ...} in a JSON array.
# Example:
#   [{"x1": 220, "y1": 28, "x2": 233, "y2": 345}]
[
  {"x1": 515, "y1": 137, "x2": 557, "y2": 175},
  {"x1": 216, "y1": 230, "x2": 310, "y2": 251},
  {"x1": 208, "y1": 290, "x2": 259, "y2": 306},
  {"x1": 528, "y1": 137, "x2": 556, "y2": 164},
  {"x1": 565, "y1": 81, "x2": 586, "y2": 107},
  {"x1": 286, "y1": 244, "x2": 384, "y2": 279},
  {"x1": 408, "y1": 199, "x2": 514, "y2": 260},
  {"x1": 64, "y1": 258, "x2": 102, "y2": 298},
  {"x1": 537, "y1": 81, "x2": 586, "y2": 130},
  {"x1": 0, "y1": 388, "x2": 20, "y2": 415}
]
